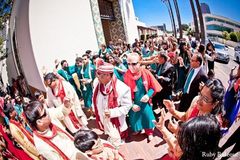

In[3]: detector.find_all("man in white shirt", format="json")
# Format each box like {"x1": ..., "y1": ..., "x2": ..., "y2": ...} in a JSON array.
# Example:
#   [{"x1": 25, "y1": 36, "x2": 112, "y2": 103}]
[
  {"x1": 24, "y1": 101, "x2": 89, "y2": 160},
  {"x1": 92, "y1": 62, "x2": 132, "y2": 142},
  {"x1": 44, "y1": 73, "x2": 88, "y2": 134}
]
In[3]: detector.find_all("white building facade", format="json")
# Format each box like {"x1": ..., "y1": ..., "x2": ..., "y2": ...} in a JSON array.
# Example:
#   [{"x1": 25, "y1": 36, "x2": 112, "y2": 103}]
[
  {"x1": 6, "y1": 0, "x2": 138, "y2": 93},
  {"x1": 203, "y1": 13, "x2": 240, "y2": 38}
]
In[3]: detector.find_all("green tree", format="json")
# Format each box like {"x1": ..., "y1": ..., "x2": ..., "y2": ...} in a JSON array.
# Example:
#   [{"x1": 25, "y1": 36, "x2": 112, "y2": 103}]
[
  {"x1": 182, "y1": 24, "x2": 189, "y2": 31},
  {"x1": 236, "y1": 32, "x2": 240, "y2": 42},
  {"x1": 0, "y1": 0, "x2": 13, "y2": 29},
  {"x1": 229, "y1": 32, "x2": 238, "y2": 42},
  {"x1": 222, "y1": 31, "x2": 230, "y2": 40},
  {"x1": 187, "y1": 28, "x2": 193, "y2": 36}
]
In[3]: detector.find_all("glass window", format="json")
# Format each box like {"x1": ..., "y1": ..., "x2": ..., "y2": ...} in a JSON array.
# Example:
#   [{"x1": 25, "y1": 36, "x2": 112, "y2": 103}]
[{"x1": 214, "y1": 44, "x2": 225, "y2": 50}]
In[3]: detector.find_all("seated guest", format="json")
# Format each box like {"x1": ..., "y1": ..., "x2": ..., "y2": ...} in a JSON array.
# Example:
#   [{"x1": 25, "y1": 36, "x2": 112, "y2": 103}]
[
  {"x1": 24, "y1": 101, "x2": 89, "y2": 160},
  {"x1": 74, "y1": 129, "x2": 124, "y2": 160}
]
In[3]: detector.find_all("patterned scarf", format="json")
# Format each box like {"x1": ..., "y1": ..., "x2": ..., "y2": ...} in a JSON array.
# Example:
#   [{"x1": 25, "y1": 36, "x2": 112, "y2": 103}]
[{"x1": 124, "y1": 68, "x2": 162, "y2": 99}]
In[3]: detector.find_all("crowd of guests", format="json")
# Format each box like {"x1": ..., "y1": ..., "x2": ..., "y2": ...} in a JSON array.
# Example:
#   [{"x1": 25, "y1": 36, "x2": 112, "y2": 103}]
[{"x1": 0, "y1": 34, "x2": 239, "y2": 160}]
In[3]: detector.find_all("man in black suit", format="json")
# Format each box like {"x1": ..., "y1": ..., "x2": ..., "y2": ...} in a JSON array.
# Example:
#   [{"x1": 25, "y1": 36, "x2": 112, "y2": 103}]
[
  {"x1": 179, "y1": 54, "x2": 208, "y2": 112},
  {"x1": 152, "y1": 52, "x2": 175, "y2": 117}
]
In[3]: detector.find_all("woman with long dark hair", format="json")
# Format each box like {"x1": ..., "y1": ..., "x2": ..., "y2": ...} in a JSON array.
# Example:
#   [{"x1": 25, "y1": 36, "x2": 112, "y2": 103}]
[{"x1": 155, "y1": 113, "x2": 221, "y2": 160}]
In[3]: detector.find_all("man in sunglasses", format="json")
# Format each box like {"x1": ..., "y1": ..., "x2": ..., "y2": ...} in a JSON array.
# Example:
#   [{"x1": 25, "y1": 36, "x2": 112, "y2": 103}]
[
  {"x1": 92, "y1": 62, "x2": 132, "y2": 144},
  {"x1": 24, "y1": 101, "x2": 89, "y2": 160},
  {"x1": 124, "y1": 53, "x2": 162, "y2": 141}
]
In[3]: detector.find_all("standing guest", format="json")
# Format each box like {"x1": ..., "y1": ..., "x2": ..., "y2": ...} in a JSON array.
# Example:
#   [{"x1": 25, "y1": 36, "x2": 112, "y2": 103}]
[
  {"x1": 107, "y1": 40, "x2": 115, "y2": 51},
  {"x1": 206, "y1": 42, "x2": 216, "y2": 71},
  {"x1": 98, "y1": 44, "x2": 112, "y2": 61},
  {"x1": 108, "y1": 54, "x2": 127, "y2": 81},
  {"x1": 164, "y1": 79, "x2": 225, "y2": 134},
  {"x1": 179, "y1": 42, "x2": 191, "y2": 70},
  {"x1": 4, "y1": 103, "x2": 41, "y2": 159},
  {"x1": 57, "y1": 60, "x2": 81, "y2": 99},
  {"x1": 80, "y1": 54, "x2": 96, "y2": 116},
  {"x1": 198, "y1": 44, "x2": 214, "y2": 74},
  {"x1": 141, "y1": 42, "x2": 150, "y2": 58},
  {"x1": 11, "y1": 78, "x2": 20, "y2": 98},
  {"x1": 219, "y1": 113, "x2": 240, "y2": 160},
  {"x1": 152, "y1": 52, "x2": 174, "y2": 117},
  {"x1": 224, "y1": 65, "x2": 240, "y2": 128},
  {"x1": 34, "y1": 91, "x2": 48, "y2": 108},
  {"x1": 179, "y1": 54, "x2": 208, "y2": 112},
  {"x1": 93, "y1": 62, "x2": 132, "y2": 141},
  {"x1": 168, "y1": 42, "x2": 178, "y2": 54},
  {"x1": 24, "y1": 101, "x2": 89, "y2": 160},
  {"x1": 147, "y1": 45, "x2": 158, "y2": 73},
  {"x1": 57, "y1": 60, "x2": 72, "y2": 82},
  {"x1": 72, "y1": 57, "x2": 84, "y2": 99},
  {"x1": 207, "y1": 69, "x2": 215, "y2": 80},
  {"x1": 44, "y1": 73, "x2": 88, "y2": 134},
  {"x1": 113, "y1": 47, "x2": 122, "y2": 57},
  {"x1": 161, "y1": 40, "x2": 169, "y2": 51},
  {"x1": 14, "y1": 95, "x2": 24, "y2": 116},
  {"x1": 124, "y1": 53, "x2": 162, "y2": 141},
  {"x1": 132, "y1": 38, "x2": 139, "y2": 48}
]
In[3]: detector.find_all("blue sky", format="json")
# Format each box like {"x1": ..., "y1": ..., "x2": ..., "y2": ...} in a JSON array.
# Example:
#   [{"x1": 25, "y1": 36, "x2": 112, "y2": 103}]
[{"x1": 132, "y1": 0, "x2": 240, "y2": 30}]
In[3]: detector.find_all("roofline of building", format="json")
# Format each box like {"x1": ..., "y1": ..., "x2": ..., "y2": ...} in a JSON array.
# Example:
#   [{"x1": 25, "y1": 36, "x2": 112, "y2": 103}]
[
  {"x1": 137, "y1": 25, "x2": 157, "y2": 31},
  {"x1": 203, "y1": 13, "x2": 240, "y2": 26}
]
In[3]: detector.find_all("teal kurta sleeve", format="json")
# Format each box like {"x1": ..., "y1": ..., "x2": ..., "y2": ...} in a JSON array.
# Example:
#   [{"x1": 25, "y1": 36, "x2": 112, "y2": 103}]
[{"x1": 147, "y1": 89, "x2": 154, "y2": 97}]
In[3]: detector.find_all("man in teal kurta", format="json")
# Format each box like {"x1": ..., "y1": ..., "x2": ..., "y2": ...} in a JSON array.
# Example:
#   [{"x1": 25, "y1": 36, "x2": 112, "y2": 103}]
[
  {"x1": 124, "y1": 53, "x2": 162, "y2": 141},
  {"x1": 148, "y1": 45, "x2": 158, "y2": 73},
  {"x1": 98, "y1": 44, "x2": 112, "y2": 61},
  {"x1": 57, "y1": 60, "x2": 82, "y2": 99},
  {"x1": 80, "y1": 54, "x2": 96, "y2": 110}
]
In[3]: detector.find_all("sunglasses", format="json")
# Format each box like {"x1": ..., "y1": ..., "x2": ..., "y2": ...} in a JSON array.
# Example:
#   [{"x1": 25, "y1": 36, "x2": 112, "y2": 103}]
[
  {"x1": 47, "y1": 79, "x2": 55, "y2": 86},
  {"x1": 127, "y1": 62, "x2": 138, "y2": 66},
  {"x1": 37, "y1": 110, "x2": 48, "y2": 120},
  {"x1": 91, "y1": 138, "x2": 102, "y2": 150}
]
